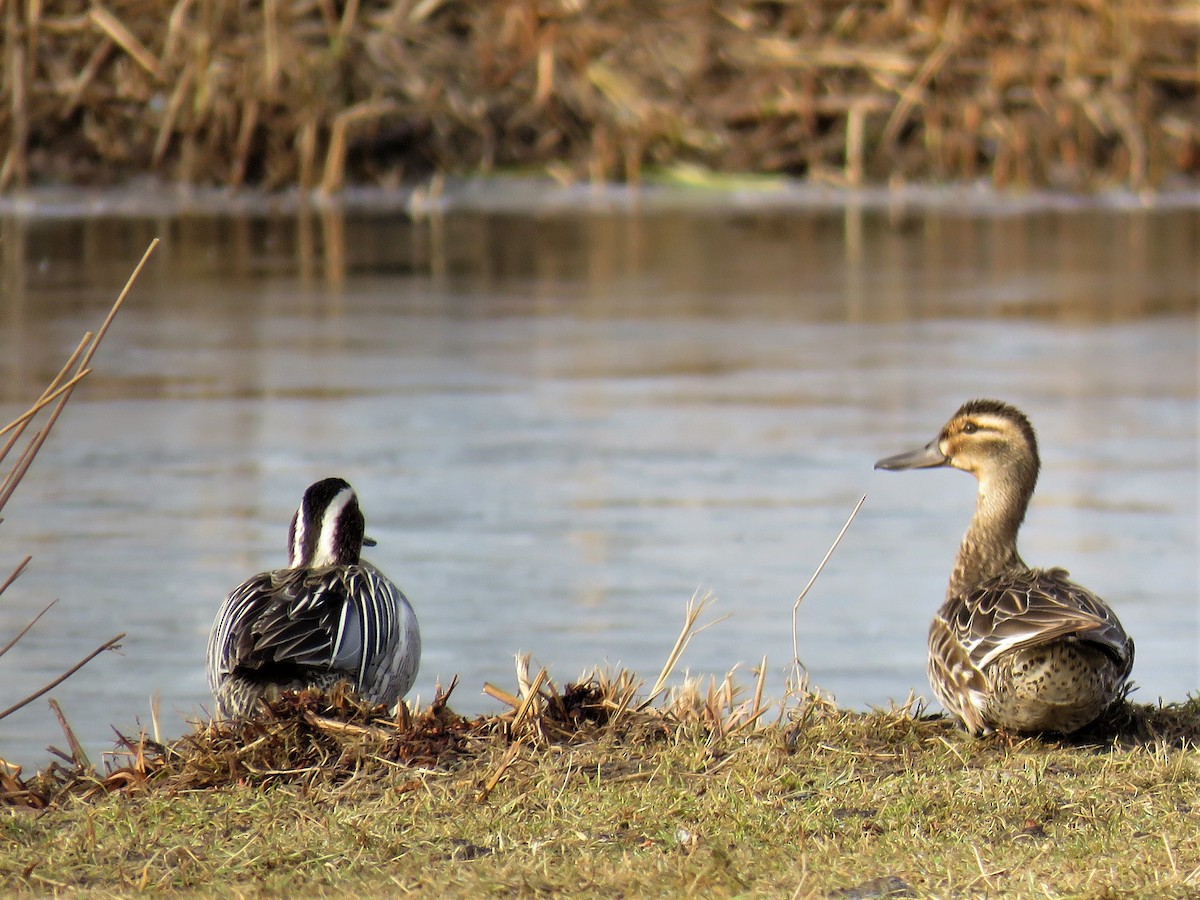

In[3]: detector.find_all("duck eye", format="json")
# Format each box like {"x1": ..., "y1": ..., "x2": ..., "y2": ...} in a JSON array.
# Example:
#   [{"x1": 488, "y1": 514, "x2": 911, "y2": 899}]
[{"x1": 962, "y1": 421, "x2": 979, "y2": 435}]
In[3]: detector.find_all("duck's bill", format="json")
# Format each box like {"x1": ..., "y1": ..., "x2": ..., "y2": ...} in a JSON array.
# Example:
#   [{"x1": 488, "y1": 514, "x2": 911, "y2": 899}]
[
  {"x1": 874, "y1": 441, "x2": 948, "y2": 471},
  {"x1": 363, "y1": 535, "x2": 378, "y2": 547}
]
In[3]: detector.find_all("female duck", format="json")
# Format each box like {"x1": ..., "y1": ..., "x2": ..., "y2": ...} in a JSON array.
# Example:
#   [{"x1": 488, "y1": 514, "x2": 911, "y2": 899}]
[
  {"x1": 875, "y1": 399, "x2": 1133, "y2": 735},
  {"x1": 207, "y1": 477, "x2": 421, "y2": 718}
]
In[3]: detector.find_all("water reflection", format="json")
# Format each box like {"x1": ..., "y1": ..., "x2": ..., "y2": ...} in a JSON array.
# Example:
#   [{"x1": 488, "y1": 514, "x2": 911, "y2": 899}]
[{"x1": 0, "y1": 195, "x2": 1196, "y2": 770}]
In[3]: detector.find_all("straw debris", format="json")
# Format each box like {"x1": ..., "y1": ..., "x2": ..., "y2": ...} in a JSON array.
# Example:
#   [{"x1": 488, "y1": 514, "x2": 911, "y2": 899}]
[
  {"x1": 1, "y1": 669, "x2": 1198, "y2": 896},
  {"x1": 1, "y1": 1, "x2": 1196, "y2": 191},
  {"x1": 3, "y1": 662, "x2": 1197, "y2": 810}
]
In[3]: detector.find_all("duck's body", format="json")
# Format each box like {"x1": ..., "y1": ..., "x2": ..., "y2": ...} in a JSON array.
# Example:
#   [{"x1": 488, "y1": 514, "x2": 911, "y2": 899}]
[
  {"x1": 876, "y1": 399, "x2": 1133, "y2": 735},
  {"x1": 207, "y1": 478, "x2": 420, "y2": 718}
]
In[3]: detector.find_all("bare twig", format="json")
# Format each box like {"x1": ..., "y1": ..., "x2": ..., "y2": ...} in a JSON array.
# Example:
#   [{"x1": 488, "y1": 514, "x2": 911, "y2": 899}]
[
  {"x1": 0, "y1": 633, "x2": 126, "y2": 723},
  {"x1": 0, "y1": 333, "x2": 92, "y2": 465},
  {"x1": 0, "y1": 369, "x2": 93, "y2": 440},
  {"x1": 791, "y1": 494, "x2": 867, "y2": 668},
  {"x1": 0, "y1": 597, "x2": 54, "y2": 660},
  {"x1": 0, "y1": 239, "x2": 157, "y2": 514},
  {"x1": 0, "y1": 556, "x2": 33, "y2": 599}
]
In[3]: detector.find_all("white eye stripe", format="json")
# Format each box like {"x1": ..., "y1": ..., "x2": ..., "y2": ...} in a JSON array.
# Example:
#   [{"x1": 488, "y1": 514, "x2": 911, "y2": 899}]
[
  {"x1": 290, "y1": 512, "x2": 306, "y2": 566},
  {"x1": 313, "y1": 488, "x2": 356, "y2": 567}
]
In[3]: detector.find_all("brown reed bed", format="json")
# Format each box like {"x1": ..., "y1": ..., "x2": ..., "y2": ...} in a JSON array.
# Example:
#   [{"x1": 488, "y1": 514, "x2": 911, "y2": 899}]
[{"x1": 1, "y1": 1, "x2": 1196, "y2": 194}]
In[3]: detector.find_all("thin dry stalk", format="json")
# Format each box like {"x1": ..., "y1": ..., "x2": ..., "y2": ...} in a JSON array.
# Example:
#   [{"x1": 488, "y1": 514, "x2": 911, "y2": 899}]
[
  {"x1": 0, "y1": 239, "x2": 158, "y2": 513},
  {"x1": 0, "y1": 557, "x2": 33, "y2": 601},
  {"x1": 508, "y1": 662, "x2": 548, "y2": 736},
  {"x1": 474, "y1": 739, "x2": 522, "y2": 803},
  {"x1": 638, "y1": 590, "x2": 727, "y2": 712},
  {"x1": 791, "y1": 494, "x2": 866, "y2": 671},
  {"x1": 594, "y1": 668, "x2": 641, "y2": 724},
  {"x1": 48, "y1": 698, "x2": 92, "y2": 770},
  {"x1": 0, "y1": 368, "x2": 92, "y2": 440},
  {"x1": 0, "y1": 242, "x2": 155, "y2": 748},
  {"x1": 0, "y1": 595, "x2": 51, "y2": 658},
  {"x1": 89, "y1": 5, "x2": 163, "y2": 80},
  {"x1": 719, "y1": 654, "x2": 771, "y2": 737},
  {"x1": 0, "y1": 633, "x2": 126, "y2": 723}
]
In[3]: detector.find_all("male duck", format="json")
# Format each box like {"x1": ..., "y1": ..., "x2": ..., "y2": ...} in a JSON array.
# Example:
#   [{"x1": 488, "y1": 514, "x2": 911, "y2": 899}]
[
  {"x1": 875, "y1": 399, "x2": 1134, "y2": 735},
  {"x1": 207, "y1": 477, "x2": 421, "y2": 718}
]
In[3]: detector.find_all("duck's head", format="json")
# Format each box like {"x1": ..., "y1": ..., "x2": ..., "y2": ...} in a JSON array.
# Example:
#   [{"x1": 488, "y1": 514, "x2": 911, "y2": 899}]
[
  {"x1": 287, "y1": 477, "x2": 376, "y2": 568},
  {"x1": 874, "y1": 399, "x2": 1040, "y2": 487}
]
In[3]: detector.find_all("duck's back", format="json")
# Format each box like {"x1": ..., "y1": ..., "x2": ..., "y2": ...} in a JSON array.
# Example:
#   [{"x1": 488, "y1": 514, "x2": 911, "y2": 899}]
[
  {"x1": 209, "y1": 561, "x2": 421, "y2": 718},
  {"x1": 932, "y1": 567, "x2": 1134, "y2": 733}
]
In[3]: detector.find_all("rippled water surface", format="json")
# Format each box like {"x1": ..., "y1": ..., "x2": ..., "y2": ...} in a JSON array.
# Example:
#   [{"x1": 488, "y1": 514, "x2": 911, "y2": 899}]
[{"x1": 0, "y1": 190, "x2": 1197, "y2": 768}]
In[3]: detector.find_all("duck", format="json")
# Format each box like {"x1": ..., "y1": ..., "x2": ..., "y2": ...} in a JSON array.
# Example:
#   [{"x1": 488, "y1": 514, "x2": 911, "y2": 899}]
[
  {"x1": 874, "y1": 399, "x2": 1134, "y2": 735},
  {"x1": 207, "y1": 477, "x2": 421, "y2": 718}
]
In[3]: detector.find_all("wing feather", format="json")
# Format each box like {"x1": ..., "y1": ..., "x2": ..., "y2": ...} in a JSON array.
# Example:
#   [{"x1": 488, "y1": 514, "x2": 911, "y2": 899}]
[
  {"x1": 208, "y1": 563, "x2": 412, "y2": 690},
  {"x1": 940, "y1": 567, "x2": 1132, "y2": 672}
]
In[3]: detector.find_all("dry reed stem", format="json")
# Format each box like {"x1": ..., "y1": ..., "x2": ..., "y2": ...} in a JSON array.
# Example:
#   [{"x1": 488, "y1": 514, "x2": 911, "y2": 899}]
[
  {"x1": 0, "y1": 369, "x2": 92, "y2": 440},
  {"x1": 0, "y1": 595, "x2": 50, "y2": 658},
  {"x1": 481, "y1": 681, "x2": 520, "y2": 709},
  {"x1": 0, "y1": 239, "x2": 157, "y2": 512},
  {"x1": 474, "y1": 738, "x2": 522, "y2": 803},
  {"x1": 89, "y1": 5, "x2": 163, "y2": 80},
  {"x1": 639, "y1": 589, "x2": 727, "y2": 712},
  {"x1": 0, "y1": 242, "x2": 155, "y2": 759},
  {"x1": 880, "y1": 6, "x2": 964, "y2": 148},
  {"x1": 0, "y1": 330, "x2": 90, "y2": 488},
  {"x1": 1, "y1": 1, "x2": 1195, "y2": 190},
  {"x1": 509, "y1": 665, "x2": 548, "y2": 735},
  {"x1": 0, "y1": 557, "x2": 32, "y2": 597},
  {"x1": 790, "y1": 493, "x2": 866, "y2": 671},
  {"x1": 48, "y1": 698, "x2": 92, "y2": 770},
  {"x1": 0, "y1": 633, "x2": 126, "y2": 724}
]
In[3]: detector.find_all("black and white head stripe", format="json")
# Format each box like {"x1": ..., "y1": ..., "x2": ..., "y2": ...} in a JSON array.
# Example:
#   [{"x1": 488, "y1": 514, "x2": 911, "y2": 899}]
[
  {"x1": 209, "y1": 477, "x2": 419, "y2": 718},
  {"x1": 287, "y1": 477, "x2": 368, "y2": 568}
]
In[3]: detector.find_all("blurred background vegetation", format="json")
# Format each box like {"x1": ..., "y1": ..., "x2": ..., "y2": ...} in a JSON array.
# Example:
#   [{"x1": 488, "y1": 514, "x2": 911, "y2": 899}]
[{"x1": 1, "y1": 0, "x2": 1197, "y2": 193}]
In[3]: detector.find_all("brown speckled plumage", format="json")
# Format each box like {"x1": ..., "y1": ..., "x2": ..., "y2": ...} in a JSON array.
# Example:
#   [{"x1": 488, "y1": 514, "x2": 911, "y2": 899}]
[{"x1": 876, "y1": 399, "x2": 1134, "y2": 735}]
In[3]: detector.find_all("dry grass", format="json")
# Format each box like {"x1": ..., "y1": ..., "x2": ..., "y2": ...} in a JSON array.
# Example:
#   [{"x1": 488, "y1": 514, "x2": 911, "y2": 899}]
[
  {"x1": 1, "y1": 660, "x2": 1197, "y2": 896},
  {"x1": 1, "y1": 1, "x2": 1197, "y2": 192},
  {"x1": 3, "y1": 443, "x2": 1195, "y2": 893}
]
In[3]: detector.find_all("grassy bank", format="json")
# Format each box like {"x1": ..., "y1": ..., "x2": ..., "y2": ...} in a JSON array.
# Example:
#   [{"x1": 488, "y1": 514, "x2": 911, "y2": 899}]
[
  {"x1": 2, "y1": 673, "x2": 1198, "y2": 897},
  {"x1": 1, "y1": 1, "x2": 1197, "y2": 193}
]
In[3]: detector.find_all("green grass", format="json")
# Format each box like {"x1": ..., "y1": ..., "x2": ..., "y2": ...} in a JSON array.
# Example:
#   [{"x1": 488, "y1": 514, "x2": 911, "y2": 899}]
[{"x1": 2, "y1": 686, "x2": 1198, "y2": 898}]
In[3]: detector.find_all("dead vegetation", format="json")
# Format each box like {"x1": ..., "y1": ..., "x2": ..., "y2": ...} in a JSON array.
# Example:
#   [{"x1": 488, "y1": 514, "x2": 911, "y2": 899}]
[
  {"x1": 1, "y1": 1, "x2": 1197, "y2": 192},
  {"x1": 0, "y1": 243, "x2": 156, "y2": 805},
  {"x1": 2, "y1": 653, "x2": 1198, "y2": 812},
  {"x1": 1, "y1": 659, "x2": 1198, "y2": 896},
  {"x1": 1, "y1": 575, "x2": 1196, "y2": 893}
]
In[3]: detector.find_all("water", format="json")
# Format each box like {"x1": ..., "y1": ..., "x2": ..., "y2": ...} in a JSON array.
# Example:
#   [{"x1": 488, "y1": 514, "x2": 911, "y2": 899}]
[{"x1": 0, "y1": 188, "x2": 1196, "y2": 770}]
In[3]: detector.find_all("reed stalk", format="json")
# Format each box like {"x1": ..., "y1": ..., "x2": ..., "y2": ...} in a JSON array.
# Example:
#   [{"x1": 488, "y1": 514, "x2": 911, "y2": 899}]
[{"x1": 0, "y1": 2, "x2": 1193, "y2": 191}]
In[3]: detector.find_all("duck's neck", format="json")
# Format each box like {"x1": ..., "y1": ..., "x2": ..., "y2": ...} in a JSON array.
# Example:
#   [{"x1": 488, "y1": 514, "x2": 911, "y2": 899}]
[{"x1": 947, "y1": 468, "x2": 1032, "y2": 600}]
